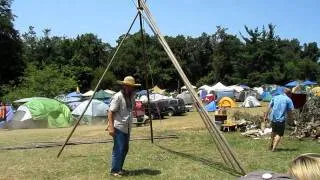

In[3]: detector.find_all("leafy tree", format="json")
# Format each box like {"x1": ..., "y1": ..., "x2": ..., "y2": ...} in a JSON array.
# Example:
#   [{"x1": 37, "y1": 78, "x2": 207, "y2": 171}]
[
  {"x1": 0, "y1": 0, "x2": 24, "y2": 94},
  {"x1": 3, "y1": 64, "x2": 78, "y2": 101}
]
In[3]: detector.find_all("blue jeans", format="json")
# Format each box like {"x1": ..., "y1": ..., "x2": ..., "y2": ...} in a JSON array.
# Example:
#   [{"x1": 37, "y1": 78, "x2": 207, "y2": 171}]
[{"x1": 111, "y1": 128, "x2": 130, "y2": 173}]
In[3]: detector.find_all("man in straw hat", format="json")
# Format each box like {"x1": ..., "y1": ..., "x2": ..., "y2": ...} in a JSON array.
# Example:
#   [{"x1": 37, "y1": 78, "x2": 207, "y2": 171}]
[{"x1": 107, "y1": 76, "x2": 141, "y2": 177}]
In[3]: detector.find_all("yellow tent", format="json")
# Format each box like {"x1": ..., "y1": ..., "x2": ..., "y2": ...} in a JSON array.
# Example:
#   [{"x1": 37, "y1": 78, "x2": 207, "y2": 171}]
[
  {"x1": 218, "y1": 97, "x2": 236, "y2": 108},
  {"x1": 152, "y1": 85, "x2": 165, "y2": 94},
  {"x1": 311, "y1": 87, "x2": 320, "y2": 96}
]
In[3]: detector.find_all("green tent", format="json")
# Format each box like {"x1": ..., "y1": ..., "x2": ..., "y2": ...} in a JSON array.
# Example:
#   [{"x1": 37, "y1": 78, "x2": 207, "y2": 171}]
[
  {"x1": 16, "y1": 98, "x2": 73, "y2": 128},
  {"x1": 93, "y1": 90, "x2": 113, "y2": 99}
]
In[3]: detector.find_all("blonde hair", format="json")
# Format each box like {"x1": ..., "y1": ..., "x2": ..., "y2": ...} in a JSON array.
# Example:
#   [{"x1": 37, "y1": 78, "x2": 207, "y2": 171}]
[{"x1": 288, "y1": 153, "x2": 320, "y2": 180}]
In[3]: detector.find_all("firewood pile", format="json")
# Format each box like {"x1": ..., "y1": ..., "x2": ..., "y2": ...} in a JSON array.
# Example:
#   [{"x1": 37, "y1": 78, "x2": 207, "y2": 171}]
[{"x1": 290, "y1": 96, "x2": 320, "y2": 140}]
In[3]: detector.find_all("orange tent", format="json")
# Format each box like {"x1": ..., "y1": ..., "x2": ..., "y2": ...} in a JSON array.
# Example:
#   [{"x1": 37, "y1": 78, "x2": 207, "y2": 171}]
[{"x1": 218, "y1": 97, "x2": 236, "y2": 108}]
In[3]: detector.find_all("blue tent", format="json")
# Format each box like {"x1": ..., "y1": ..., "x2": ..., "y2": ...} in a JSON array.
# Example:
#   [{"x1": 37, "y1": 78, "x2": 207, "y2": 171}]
[
  {"x1": 285, "y1": 81, "x2": 300, "y2": 87},
  {"x1": 66, "y1": 92, "x2": 82, "y2": 98},
  {"x1": 303, "y1": 80, "x2": 317, "y2": 86},
  {"x1": 205, "y1": 101, "x2": 217, "y2": 112},
  {"x1": 261, "y1": 91, "x2": 272, "y2": 102},
  {"x1": 199, "y1": 89, "x2": 207, "y2": 99},
  {"x1": 136, "y1": 90, "x2": 148, "y2": 96}
]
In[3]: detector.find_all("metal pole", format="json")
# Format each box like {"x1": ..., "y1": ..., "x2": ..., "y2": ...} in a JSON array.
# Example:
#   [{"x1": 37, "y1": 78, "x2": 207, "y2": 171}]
[{"x1": 138, "y1": 0, "x2": 154, "y2": 143}]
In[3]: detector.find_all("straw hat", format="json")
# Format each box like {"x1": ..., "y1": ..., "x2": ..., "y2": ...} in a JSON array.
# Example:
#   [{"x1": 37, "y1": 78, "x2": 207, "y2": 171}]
[{"x1": 117, "y1": 76, "x2": 141, "y2": 87}]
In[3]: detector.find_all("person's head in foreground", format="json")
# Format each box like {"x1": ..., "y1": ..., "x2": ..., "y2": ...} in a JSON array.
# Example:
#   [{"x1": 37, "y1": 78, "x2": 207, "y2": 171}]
[
  {"x1": 117, "y1": 76, "x2": 141, "y2": 96},
  {"x1": 288, "y1": 153, "x2": 320, "y2": 180}
]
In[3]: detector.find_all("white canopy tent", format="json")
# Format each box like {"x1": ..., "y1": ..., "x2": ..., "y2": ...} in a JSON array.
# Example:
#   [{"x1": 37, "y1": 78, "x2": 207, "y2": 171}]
[
  {"x1": 228, "y1": 85, "x2": 244, "y2": 93},
  {"x1": 198, "y1": 85, "x2": 212, "y2": 92},
  {"x1": 211, "y1": 82, "x2": 234, "y2": 91},
  {"x1": 181, "y1": 85, "x2": 196, "y2": 90}
]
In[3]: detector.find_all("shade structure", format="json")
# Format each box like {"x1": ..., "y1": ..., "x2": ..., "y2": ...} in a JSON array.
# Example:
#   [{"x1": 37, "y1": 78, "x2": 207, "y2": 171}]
[
  {"x1": 285, "y1": 81, "x2": 300, "y2": 87},
  {"x1": 302, "y1": 80, "x2": 317, "y2": 86}
]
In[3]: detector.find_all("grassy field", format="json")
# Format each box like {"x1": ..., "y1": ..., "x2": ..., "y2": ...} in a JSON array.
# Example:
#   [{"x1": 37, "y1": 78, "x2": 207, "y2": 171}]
[{"x1": 0, "y1": 108, "x2": 319, "y2": 180}]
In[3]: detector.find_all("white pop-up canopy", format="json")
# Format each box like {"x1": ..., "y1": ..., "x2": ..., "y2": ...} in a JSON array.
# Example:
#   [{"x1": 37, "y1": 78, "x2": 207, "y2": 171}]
[{"x1": 211, "y1": 82, "x2": 234, "y2": 91}]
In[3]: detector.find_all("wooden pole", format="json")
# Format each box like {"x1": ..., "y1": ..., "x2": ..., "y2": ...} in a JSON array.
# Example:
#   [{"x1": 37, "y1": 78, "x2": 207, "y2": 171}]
[
  {"x1": 138, "y1": 0, "x2": 154, "y2": 143},
  {"x1": 57, "y1": 13, "x2": 140, "y2": 158}
]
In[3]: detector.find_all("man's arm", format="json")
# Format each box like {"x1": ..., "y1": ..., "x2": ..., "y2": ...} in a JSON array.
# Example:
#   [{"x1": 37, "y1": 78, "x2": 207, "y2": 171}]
[
  {"x1": 264, "y1": 106, "x2": 271, "y2": 122},
  {"x1": 107, "y1": 111, "x2": 115, "y2": 137}
]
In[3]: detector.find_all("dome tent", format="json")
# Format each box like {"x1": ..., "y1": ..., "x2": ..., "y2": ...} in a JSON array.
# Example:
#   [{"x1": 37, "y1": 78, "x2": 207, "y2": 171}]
[
  {"x1": 205, "y1": 101, "x2": 217, "y2": 112},
  {"x1": 218, "y1": 97, "x2": 236, "y2": 108},
  {"x1": 9, "y1": 98, "x2": 73, "y2": 129},
  {"x1": 241, "y1": 96, "x2": 261, "y2": 108},
  {"x1": 72, "y1": 99, "x2": 109, "y2": 117}
]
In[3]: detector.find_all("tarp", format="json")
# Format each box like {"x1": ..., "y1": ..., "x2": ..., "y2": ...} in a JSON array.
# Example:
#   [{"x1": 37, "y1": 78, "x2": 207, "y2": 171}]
[
  {"x1": 72, "y1": 99, "x2": 109, "y2": 117},
  {"x1": 11, "y1": 98, "x2": 73, "y2": 128},
  {"x1": 205, "y1": 101, "x2": 216, "y2": 112},
  {"x1": 93, "y1": 90, "x2": 113, "y2": 99},
  {"x1": 285, "y1": 80, "x2": 300, "y2": 87},
  {"x1": 14, "y1": 97, "x2": 47, "y2": 103},
  {"x1": 152, "y1": 85, "x2": 165, "y2": 94},
  {"x1": 176, "y1": 91, "x2": 193, "y2": 105},
  {"x1": 66, "y1": 91, "x2": 82, "y2": 98},
  {"x1": 241, "y1": 96, "x2": 261, "y2": 108},
  {"x1": 218, "y1": 97, "x2": 236, "y2": 108},
  {"x1": 303, "y1": 80, "x2": 317, "y2": 86},
  {"x1": 104, "y1": 89, "x2": 116, "y2": 95},
  {"x1": 82, "y1": 90, "x2": 94, "y2": 97}
]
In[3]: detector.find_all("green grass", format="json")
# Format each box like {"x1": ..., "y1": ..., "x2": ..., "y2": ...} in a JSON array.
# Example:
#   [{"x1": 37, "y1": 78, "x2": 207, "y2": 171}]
[{"x1": 0, "y1": 111, "x2": 319, "y2": 180}]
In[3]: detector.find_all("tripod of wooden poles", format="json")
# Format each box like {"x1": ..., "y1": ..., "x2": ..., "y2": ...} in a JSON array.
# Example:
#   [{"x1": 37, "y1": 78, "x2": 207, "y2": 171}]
[{"x1": 57, "y1": 0, "x2": 246, "y2": 175}]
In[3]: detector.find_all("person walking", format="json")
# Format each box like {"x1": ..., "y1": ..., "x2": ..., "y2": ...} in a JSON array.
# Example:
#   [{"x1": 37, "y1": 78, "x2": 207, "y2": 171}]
[
  {"x1": 107, "y1": 76, "x2": 141, "y2": 177},
  {"x1": 264, "y1": 87, "x2": 294, "y2": 152}
]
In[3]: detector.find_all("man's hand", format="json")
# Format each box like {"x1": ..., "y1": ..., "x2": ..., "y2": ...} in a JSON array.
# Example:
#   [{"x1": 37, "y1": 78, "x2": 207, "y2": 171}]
[{"x1": 108, "y1": 126, "x2": 115, "y2": 137}]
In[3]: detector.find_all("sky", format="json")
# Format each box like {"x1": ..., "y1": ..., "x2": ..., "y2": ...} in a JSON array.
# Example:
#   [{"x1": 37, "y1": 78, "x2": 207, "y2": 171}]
[{"x1": 12, "y1": 0, "x2": 320, "y2": 46}]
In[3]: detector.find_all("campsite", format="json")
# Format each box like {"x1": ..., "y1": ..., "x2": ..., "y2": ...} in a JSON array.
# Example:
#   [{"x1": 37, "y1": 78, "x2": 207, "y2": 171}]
[{"x1": 1, "y1": 0, "x2": 320, "y2": 179}]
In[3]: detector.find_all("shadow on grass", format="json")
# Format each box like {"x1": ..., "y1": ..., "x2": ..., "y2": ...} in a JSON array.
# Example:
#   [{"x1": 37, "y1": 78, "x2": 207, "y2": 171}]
[
  {"x1": 275, "y1": 148, "x2": 298, "y2": 152},
  {"x1": 126, "y1": 169, "x2": 161, "y2": 176},
  {"x1": 156, "y1": 145, "x2": 243, "y2": 177}
]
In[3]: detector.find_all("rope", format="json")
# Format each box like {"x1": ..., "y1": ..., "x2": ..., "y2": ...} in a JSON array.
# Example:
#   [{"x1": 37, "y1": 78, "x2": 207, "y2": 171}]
[
  {"x1": 2, "y1": 135, "x2": 178, "y2": 151},
  {"x1": 57, "y1": 12, "x2": 140, "y2": 158}
]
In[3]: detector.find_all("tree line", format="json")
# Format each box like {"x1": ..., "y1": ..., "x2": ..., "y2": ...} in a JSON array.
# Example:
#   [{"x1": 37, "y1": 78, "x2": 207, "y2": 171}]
[{"x1": 1, "y1": 0, "x2": 320, "y2": 101}]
